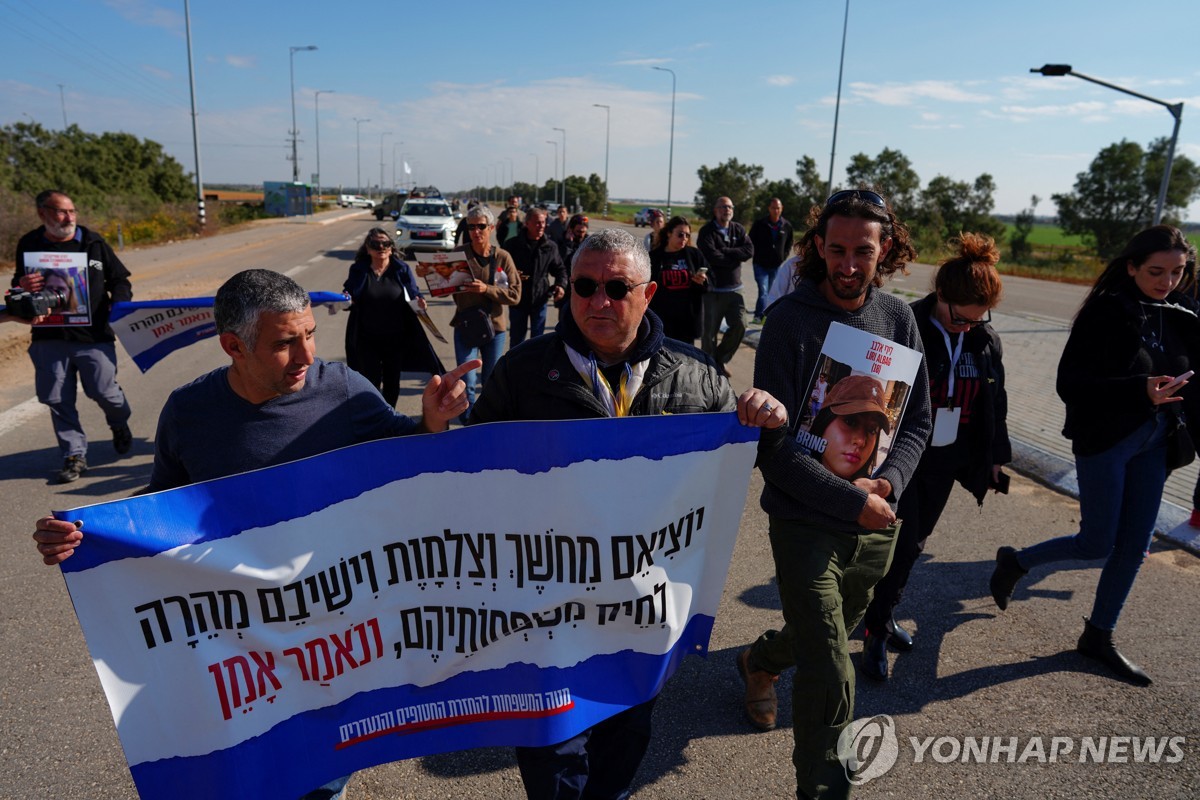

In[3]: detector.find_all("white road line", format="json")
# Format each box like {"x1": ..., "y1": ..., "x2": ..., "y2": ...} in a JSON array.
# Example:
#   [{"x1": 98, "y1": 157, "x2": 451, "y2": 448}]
[
  {"x1": 284, "y1": 265, "x2": 305, "y2": 277},
  {"x1": 0, "y1": 396, "x2": 45, "y2": 438},
  {"x1": 307, "y1": 254, "x2": 324, "y2": 263}
]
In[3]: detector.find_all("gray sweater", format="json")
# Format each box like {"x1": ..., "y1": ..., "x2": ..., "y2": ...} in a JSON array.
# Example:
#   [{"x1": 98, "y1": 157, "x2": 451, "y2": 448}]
[{"x1": 755, "y1": 279, "x2": 931, "y2": 531}]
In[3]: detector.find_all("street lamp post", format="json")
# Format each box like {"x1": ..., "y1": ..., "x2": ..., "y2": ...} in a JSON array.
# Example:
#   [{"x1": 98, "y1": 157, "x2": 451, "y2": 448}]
[
  {"x1": 651, "y1": 66, "x2": 675, "y2": 215},
  {"x1": 529, "y1": 153, "x2": 539, "y2": 203},
  {"x1": 288, "y1": 45, "x2": 317, "y2": 183},
  {"x1": 553, "y1": 127, "x2": 567, "y2": 208},
  {"x1": 593, "y1": 103, "x2": 610, "y2": 217},
  {"x1": 183, "y1": 0, "x2": 204, "y2": 226},
  {"x1": 505, "y1": 157, "x2": 514, "y2": 199},
  {"x1": 1032, "y1": 64, "x2": 1185, "y2": 226},
  {"x1": 392, "y1": 141, "x2": 403, "y2": 189},
  {"x1": 546, "y1": 140, "x2": 559, "y2": 208},
  {"x1": 828, "y1": 0, "x2": 850, "y2": 196},
  {"x1": 379, "y1": 131, "x2": 393, "y2": 199},
  {"x1": 314, "y1": 89, "x2": 334, "y2": 202},
  {"x1": 353, "y1": 117, "x2": 370, "y2": 194}
]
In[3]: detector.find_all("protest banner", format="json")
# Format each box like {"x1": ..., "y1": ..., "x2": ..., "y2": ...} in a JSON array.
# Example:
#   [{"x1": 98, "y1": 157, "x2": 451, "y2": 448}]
[
  {"x1": 109, "y1": 292, "x2": 348, "y2": 372},
  {"x1": 58, "y1": 413, "x2": 759, "y2": 798}
]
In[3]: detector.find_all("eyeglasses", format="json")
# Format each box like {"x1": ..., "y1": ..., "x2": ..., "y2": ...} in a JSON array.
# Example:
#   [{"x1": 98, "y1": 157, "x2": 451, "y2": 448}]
[
  {"x1": 366, "y1": 239, "x2": 393, "y2": 250},
  {"x1": 572, "y1": 277, "x2": 649, "y2": 301},
  {"x1": 826, "y1": 189, "x2": 887, "y2": 208},
  {"x1": 716, "y1": 204, "x2": 733, "y2": 210},
  {"x1": 672, "y1": 230, "x2": 690, "y2": 238},
  {"x1": 465, "y1": 223, "x2": 490, "y2": 231},
  {"x1": 948, "y1": 303, "x2": 991, "y2": 328},
  {"x1": 43, "y1": 206, "x2": 78, "y2": 217}
]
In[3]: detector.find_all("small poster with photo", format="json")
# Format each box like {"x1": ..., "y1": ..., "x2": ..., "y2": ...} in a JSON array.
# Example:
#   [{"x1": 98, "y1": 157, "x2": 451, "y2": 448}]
[
  {"x1": 794, "y1": 321, "x2": 922, "y2": 481},
  {"x1": 414, "y1": 252, "x2": 474, "y2": 297},
  {"x1": 23, "y1": 252, "x2": 91, "y2": 327}
]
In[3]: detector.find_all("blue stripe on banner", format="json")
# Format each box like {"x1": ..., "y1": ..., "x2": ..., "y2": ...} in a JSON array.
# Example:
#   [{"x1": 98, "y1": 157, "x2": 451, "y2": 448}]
[
  {"x1": 129, "y1": 322, "x2": 218, "y2": 371},
  {"x1": 109, "y1": 291, "x2": 348, "y2": 322},
  {"x1": 126, "y1": 614, "x2": 714, "y2": 799},
  {"x1": 59, "y1": 415, "x2": 758, "y2": 574}
]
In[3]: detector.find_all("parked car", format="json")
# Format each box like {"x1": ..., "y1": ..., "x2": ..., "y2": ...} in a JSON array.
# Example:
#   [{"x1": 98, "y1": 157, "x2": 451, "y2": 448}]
[
  {"x1": 338, "y1": 194, "x2": 376, "y2": 209},
  {"x1": 633, "y1": 207, "x2": 662, "y2": 227},
  {"x1": 373, "y1": 192, "x2": 408, "y2": 220},
  {"x1": 395, "y1": 198, "x2": 460, "y2": 254}
]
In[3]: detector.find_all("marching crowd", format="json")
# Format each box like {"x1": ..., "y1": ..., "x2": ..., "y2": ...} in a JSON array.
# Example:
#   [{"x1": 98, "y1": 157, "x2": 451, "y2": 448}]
[{"x1": 17, "y1": 185, "x2": 1198, "y2": 799}]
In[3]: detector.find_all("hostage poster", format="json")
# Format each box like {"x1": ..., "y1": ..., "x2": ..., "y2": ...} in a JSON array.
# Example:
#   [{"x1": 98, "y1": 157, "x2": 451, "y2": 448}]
[
  {"x1": 793, "y1": 321, "x2": 923, "y2": 481},
  {"x1": 414, "y1": 252, "x2": 474, "y2": 296},
  {"x1": 22, "y1": 251, "x2": 91, "y2": 326},
  {"x1": 56, "y1": 413, "x2": 759, "y2": 799}
]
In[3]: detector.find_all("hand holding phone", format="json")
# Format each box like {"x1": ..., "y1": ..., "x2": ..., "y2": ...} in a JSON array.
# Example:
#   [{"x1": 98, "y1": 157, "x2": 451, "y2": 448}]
[{"x1": 1164, "y1": 370, "x2": 1194, "y2": 392}]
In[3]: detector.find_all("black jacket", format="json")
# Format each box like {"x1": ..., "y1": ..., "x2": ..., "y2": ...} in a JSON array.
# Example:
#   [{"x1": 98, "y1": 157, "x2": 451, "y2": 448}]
[
  {"x1": 342, "y1": 257, "x2": 444, "y2": 375},
  {"x1": 469, "y1": 310, "x2": 737, "y2": 422},
  {"x1": 748, "y1": 217, "x2": 795, "y2": 271},
  {"x1": 14, "y1": 225, "x2": 132, "y2": 344},
  {"x1": 911, "y1": 293, "x2": 1011, "y2": 504},
  {"x1": 505, "y1": 231, "x2": 567, "y2": 309},
  {"x1": 696, "y1": 220, "x2": 754, "y2": 289},
  {"x1": 1058, "y1": 288, "x2": 1197, "y2": 456}
]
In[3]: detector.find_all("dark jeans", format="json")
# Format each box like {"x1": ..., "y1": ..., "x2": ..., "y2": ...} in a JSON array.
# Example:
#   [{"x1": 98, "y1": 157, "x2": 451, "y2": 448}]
[
  {"x1": 752, "y1": 263, "x2": 779, "y2": 318},
  {"x1": 510, "y1": 303, "x2": 549, "y2": 347},
  {"x1": 748, "y1": 517, "x2": 898, "y2": 800},
  {"x1": 515, "y1": 698, "x2": 656, "y2": 800},
  {"x1": 453, "y1": 326, "x2": 507, "y2": 410},
  {"x1": 863, "y1": 465, "x2": 957, "y2": 636},
  {"x1": 1018, "y1": 413, "x2": 1168, "y2": 631},
  {"x1": 30, "y1": 339, "x2": 131, "y2": 458},
  {"x1": 700, "y1": 291, "x2": 745, "y2": 366}
]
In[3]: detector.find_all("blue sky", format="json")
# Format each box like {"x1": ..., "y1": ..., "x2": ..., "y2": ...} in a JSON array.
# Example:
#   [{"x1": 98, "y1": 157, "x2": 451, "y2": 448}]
[{"x1": 3, "y1": 0, "x2": 1198, "y2": 218}]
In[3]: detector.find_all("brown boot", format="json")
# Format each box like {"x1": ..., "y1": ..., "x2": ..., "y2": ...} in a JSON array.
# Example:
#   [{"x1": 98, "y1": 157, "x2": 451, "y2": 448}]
[{"x1": 737, "y1": 648, "x2": 779, "y2": 731}]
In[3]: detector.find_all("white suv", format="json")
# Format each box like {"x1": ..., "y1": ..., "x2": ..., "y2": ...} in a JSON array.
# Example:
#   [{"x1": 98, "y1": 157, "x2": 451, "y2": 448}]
[
  {"x1": 338, "y1": 194, "x2": 376, "y2": 208},
  {"x1": 395, "y1": 199, "x2": 458, "y2": 253}
]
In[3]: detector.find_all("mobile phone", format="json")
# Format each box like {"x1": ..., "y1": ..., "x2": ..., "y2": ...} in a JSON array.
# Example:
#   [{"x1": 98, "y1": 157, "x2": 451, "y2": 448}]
[
  {"x1": 990, "y1": 470, "x2": 1010, "y2": 495},
  {"x1": 1165, "y1": 370, "x2": 1195, "y2": 391}
]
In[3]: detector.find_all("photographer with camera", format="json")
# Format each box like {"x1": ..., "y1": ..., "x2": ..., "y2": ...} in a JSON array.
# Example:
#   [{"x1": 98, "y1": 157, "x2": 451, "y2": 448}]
[{"x1": 13, "y1": 190, "x2": 133, "y2": 483}]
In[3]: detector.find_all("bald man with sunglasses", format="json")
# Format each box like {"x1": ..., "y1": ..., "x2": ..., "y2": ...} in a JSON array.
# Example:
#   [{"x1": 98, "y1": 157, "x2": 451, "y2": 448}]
[{"x1": 468, "y1": 227, "x2": 787, "y2": 800}]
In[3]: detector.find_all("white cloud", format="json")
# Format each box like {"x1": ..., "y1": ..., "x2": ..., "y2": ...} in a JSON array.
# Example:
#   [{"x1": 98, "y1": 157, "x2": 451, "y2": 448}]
[
  {"x1": 225, "y1": 55, "x2": 256, "y2": 69},
  {"x1": 766, "y1": 75, "x2": 796, "y2": 87},
  {"x1": 614, "y1": 58, "x2": 671, "y2": 67},
  {"x1": 849, "y1": 80, "x2": 991, "y2": 106},
  {"x1": 141, "y1": 64, "x2": 172, "y2": 81},
  {"x1": 103, "y1": 0, "x2": 183, "y2": 34}
]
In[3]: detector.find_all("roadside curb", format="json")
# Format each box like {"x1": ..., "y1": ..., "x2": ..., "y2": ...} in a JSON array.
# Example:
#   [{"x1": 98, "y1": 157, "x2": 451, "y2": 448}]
[{"x1": 741, "y1": 323, "x2": 1200, "y2": 558}]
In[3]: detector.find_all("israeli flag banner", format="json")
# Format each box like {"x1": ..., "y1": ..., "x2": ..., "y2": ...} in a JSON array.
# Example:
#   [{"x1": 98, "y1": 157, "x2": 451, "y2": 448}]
[
  {"x1": 57, "y1": 414, "x2": 759, "y2": 799},
  {"x1": 109, "y1": 292, "x2": 348, "y2": 372}
]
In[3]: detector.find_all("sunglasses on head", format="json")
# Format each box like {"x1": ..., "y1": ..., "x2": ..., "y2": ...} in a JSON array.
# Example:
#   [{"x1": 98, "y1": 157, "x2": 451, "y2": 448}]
[
  {"x1": 465, "y1": 223, "x2": 489, "y2": 231},
  {"x1": 366, "y1": 239, "x2": 393, "y2": 250},
  {"x1": 826, "y1": 189, "x2": 887, "y2": 208},
  {"x1": 571, "y1": 277, "x2": 649, "y2": 301}
]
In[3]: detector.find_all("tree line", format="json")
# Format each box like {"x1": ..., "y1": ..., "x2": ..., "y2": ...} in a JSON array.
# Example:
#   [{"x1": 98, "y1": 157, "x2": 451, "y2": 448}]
[{"x1": 693, "y1": 139, "x2": 1200, "y2": 261}]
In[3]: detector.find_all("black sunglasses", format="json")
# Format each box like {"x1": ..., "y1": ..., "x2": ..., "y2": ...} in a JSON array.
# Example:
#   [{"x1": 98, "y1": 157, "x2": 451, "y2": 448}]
[
  {"x1": 572, "y1": 277, "x2": 649, "y2": 301},
  {"x1": 465, "y1": 223, "x2": 490, "y2": 231},
  {"x1": 366, "y1": 239, "x2": 393, "y2": 250},
  {"x1": 948, "y1": 303, "x2": 991, "y2": 328},
  {"x1": 826, "y1": 189, "x2": 887, "y2": 208}
]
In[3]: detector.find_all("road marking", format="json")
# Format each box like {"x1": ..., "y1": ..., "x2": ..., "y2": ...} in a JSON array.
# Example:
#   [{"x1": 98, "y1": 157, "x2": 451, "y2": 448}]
[
  {"x1": 0, "y1": 396, "x2": 45, "y2": 438},
  {"x1": 307, "y1": 254, "x2": 324, "y2": 263},
  {"x1": 284, "y1": 265, "x2": 305, "y2": 277}
]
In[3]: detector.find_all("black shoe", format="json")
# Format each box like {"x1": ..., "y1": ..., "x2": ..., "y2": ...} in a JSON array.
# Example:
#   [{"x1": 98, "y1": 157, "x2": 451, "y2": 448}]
[
  {"x1": 1077, "y1": 619, "x2": 1152, "y2": 687},
  {"x1": 888, "y1": 618, "x2": 914, "y2": 652},
  {"x1": 861, "y1": 632, "x2": 889, "y2": 682},
  {"x1": 57, "y1": 455, "x2": 88, "y2": 484},
  {"x1": 111, "y1": 423, "x2": 133, "y2": 455},
  {"x1": 990, "y1": 545, "x2": 1027, "y2": 610}
]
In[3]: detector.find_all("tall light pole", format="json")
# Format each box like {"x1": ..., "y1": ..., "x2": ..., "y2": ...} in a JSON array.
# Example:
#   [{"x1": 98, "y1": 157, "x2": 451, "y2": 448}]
[
  {"x1": 183, "y1": 0, "x2": 204, "y2": 226},
  {"x1": 288, "y1": 45, "x2": 317, "y2": 183},
  {"x1": 593, "y1": 103, "x2": 611, "y2": 217},
  {"x1": 379, "y1": 131, "x2": 393, "y2": 198},
  {"x1": 314, "y1": 89, "x2": 334, "y2": 201},
  {"x1": 1032, "y1": 64, "x2": 1185, "y2": 225},
  {"x1": 553, "y1": 127, "x2": 567, "y2": 208},
  {"x1": 505, "y1": 156, "x2": 514, "y2": 198},
  {"x1": 529, "y1": 153, "x2": 539, "y2": 203},
  {"x1": 57, "y1": 83, "x2": 68, "y2": 129},
  {"x1": 828, "y1": 0, "x2": 850, "y2": 196},
  {"x1": 392, "y1": 141, "x2": 403, "y2": 189},
  {"x1": 353, "y1": 117, "x2": 370, "y2": 194},
  {"x1": 546, "y1": 140, "x2": 559, "y2": 207},
  {"x1": 651, "y1": 66, "x2": 675, "y2": 215}
]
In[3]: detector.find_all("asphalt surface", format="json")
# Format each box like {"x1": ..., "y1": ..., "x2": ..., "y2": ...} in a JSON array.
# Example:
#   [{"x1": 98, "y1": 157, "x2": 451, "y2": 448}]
[{"x1": 0, "y1": 210, "x2": 1197, "y2": 799}]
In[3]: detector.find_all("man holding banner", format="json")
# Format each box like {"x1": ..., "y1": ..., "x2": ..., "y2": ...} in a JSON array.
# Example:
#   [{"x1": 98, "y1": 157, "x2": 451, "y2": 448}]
[
  {"x1": 736, "y1": 190, "x2": 931, "y2": 799},
  {"x1": 33, "y1": 269, "x2": 477, "y2": 800},
  {"x1": 471, "y1": 227, "x2": 788, "y2": 800}
]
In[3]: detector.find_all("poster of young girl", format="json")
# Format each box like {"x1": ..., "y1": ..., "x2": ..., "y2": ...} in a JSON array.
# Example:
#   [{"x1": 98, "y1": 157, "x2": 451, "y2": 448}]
[{"x1": 23, "y1": 251, "x2": 91, "y2": 327}]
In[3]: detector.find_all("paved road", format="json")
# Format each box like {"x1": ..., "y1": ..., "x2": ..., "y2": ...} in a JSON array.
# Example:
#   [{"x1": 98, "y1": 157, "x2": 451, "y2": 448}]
[{"x1": 1, "y1": 213, "x2": 1197, "y2": 799}]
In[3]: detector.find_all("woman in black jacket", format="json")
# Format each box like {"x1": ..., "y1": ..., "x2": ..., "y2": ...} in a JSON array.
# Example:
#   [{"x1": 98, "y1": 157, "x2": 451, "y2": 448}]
[
  {"x1": 648, "y1": 215, "x2": 709, "y2": 344},
  {"x1": 342, "y1": 228, "x2": 436, "y2": 407},
  {"x1": 862, "y1": 233, "x2": 1009, "y2": 682},
  {"x1": 991, "y1": 225, "x2": 1198, "y2": 686}
]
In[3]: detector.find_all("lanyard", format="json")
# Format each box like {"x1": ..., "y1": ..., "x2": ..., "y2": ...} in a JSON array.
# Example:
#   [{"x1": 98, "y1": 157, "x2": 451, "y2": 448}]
[
  {"x1": 565, "y1": 345, "x2": 647, "y2": 417},
  {"x1": 930, "y1": 317, "x2": 963, "y2": 409}
]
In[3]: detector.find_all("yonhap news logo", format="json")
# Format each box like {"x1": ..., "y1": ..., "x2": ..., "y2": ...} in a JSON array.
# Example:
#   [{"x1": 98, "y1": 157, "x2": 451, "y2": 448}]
[{"x1": 837, "y1": 715, "x2": 1187, "y2": 786}]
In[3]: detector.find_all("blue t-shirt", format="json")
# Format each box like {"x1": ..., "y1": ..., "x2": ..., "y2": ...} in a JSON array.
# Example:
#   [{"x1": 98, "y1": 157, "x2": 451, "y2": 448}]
[{"x1": 149, "y1": 359, "x2": 419, "y2": 491}]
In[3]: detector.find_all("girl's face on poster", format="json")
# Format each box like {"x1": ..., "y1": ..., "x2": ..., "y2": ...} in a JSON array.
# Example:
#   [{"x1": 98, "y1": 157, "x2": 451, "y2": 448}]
[
  {"x1": 1128, "y1": 250, "x2": 1187, "y2": 301},
  {"x1": 820, "y1": 412, "x2": 881, "y2": 479}
]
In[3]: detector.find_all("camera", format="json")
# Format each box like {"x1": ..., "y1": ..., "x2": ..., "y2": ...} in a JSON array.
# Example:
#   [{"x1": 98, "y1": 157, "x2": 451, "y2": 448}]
[{"x1": 5, "y1": 286, "x2": 67, "y2": 319}]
